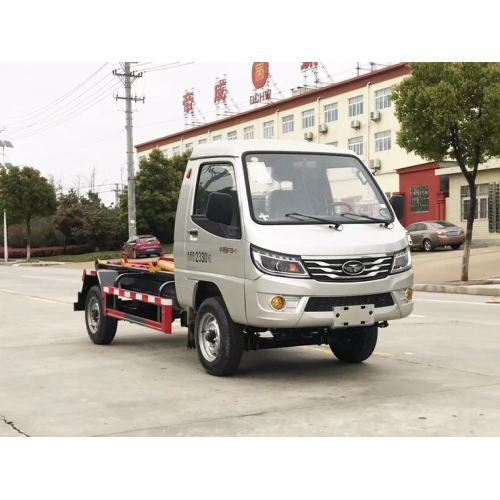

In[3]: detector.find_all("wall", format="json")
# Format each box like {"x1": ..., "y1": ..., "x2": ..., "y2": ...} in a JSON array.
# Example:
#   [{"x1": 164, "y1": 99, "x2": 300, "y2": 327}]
[{"x1": 397, "y1": 162, "x2": 444, "y2": 226}]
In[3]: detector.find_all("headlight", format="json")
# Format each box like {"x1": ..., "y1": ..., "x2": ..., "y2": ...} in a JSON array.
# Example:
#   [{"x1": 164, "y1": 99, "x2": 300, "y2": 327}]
[
  {"x1": 391, "y1": 247, "x2": 412, "y2": 273},
  {"x1": 251, "y1": 245, "x2": 309, "y2": 278}
]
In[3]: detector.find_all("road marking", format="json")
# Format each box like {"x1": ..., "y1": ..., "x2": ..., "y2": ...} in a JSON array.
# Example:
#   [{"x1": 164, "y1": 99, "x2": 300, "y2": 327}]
[{"x1": 0, "y1": 288, "x2": 70, "y2": 305}]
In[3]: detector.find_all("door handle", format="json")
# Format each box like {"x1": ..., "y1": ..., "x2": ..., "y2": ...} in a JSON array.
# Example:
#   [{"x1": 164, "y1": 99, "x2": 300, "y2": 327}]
[{"x1": 188, "y1": 229, "x2": 198, "y2": 237}]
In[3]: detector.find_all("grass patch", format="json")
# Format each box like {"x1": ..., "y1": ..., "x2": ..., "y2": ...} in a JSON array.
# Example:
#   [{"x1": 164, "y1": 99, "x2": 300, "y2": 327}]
[{"x1": 38, "y1": 245, "x2": 174, "y2": 263}]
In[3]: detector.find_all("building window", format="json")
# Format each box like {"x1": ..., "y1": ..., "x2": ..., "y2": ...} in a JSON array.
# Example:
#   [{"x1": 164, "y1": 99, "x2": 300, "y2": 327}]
[
  {"x1": 348, "y1": 95, "x2": 363, "y2": 117},
  {"x1": 282, "y1": 114, "x2": 294, "y2": 134},
  {"x1": 172, "y1": 146, "x2": 180, "y2": 156},
  {"x1": 244, "y1": 126, "x2": 254, "y2": 140},
  {"x1": 324, "y1": 103, "x2": 338, "y2": 123},
  {"x1": 461, "y1": 184, "x2": 489, "y2": 221},
  {"x1": 410, "y1": 185, "x2": 429, "y2": 213},
  {"x1": 375, "y1": 130, "x2": 392, "y2": 152},
  {"x1": 348, "y1": 136, "x2": 364, "y2": 157},
  {"x1": 263, "y1": 120, "x2": 274, "y2": 139},
  {"x1": 227, "y1": 130, "x2": 237, "y2": 141},
  {"x1": 161, "y1": 149, "x2": 169, "y2": 158},
  {"x1": 302, "y1": 109, "x2": 315, "y2": 129},
  {"x1": 375, "y1": 87, "x2": 392, "y2": 110},
  {"x1": 212, "y1": 134, "x2": 222, "y2": 142},
  {"x1": 198, "y1": 138, "x2": 207, "y2": 144},
  {"x1": 185, "y1": 143, "x2": 193, "y2": 153}
]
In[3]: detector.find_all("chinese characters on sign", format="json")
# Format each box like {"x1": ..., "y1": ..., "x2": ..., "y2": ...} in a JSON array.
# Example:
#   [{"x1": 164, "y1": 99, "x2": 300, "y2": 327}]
[
  {"x1": 183, "y1": 91, "x2": 194, "y2": 114},
  {"x1": 301, "y1": 62, "x2": 319, "y2": 71},
  {"x1": 214, "y1": 79, "x2": 228, "y2": 105},
  {"x1": 250, "y1": 62, "x2": 271, "y2": 105}
]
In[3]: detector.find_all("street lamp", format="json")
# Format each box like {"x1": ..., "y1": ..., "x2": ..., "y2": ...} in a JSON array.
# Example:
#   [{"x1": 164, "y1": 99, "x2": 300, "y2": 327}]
[
  {"x1": 0, "y1": 140, "x2": 13, "y2": 261},
  {"x1": 0, "y1": 140, "x2": 13, "y2": 164}
]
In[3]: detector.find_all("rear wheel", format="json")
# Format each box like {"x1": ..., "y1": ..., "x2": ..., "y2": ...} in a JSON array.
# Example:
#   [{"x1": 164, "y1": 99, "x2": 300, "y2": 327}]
[
  {"x1": 423, "y1": 239, "x2": 434, "y2": 252},
  {"x1": 85, "y1": 285, "x2": 117, "y2": 345},
  {"x1": 195, "y1": 296, "x2": 243, "y2": 376},
  {"x1": 329, "y1": 325, "x2": 378, "y2": 363},
  {"x1": 451, "y1": 244, "x2": 461, "y2": 250}
]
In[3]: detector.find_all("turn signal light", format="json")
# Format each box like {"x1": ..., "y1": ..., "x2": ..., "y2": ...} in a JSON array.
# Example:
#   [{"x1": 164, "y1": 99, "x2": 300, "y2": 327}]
[
  {"x1": 270, "y1": 296, "x2": 286, "y2": 310},
  {"x1": 405, "y1": 288, "x2": 413, "y2": 301}
]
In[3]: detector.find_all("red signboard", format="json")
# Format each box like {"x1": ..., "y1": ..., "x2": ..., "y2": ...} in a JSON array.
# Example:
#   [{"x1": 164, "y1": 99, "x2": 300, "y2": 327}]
[
  {"x1": 183, "y1": 91, "x2": 194, "y2": 114},
  {"x1": 301, "y1": 62, "x2": 319, "y2": 71},
  {"x1": 214, "y1": 79, "x2": 227, "y2": 104},
  {"x1": 252, "y1": 62, "x2": 269, "y2": 89}
]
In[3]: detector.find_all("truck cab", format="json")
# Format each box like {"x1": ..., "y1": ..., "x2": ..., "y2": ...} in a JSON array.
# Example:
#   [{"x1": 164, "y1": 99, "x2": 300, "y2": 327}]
[{"x1": 173, "y1": 140, "x2": 413, "y2": 374}]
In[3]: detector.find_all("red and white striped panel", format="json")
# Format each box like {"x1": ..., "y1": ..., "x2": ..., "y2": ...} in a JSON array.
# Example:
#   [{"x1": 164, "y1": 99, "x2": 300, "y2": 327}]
[
  {"x1": 102, "y1": 286, "x2": 172, "y2": 306},
  {"x1": 82, "y1": 269, "x2": 97, "y2": 280}
]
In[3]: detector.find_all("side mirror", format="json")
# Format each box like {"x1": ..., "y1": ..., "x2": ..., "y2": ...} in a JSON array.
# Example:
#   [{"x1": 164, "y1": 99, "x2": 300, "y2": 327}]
[
  {"x1": 389, "y1": 195, "x2": 404, "y2": 220},
  {"x1": 206, "y1": 192, "x2": 233, "y2": 225}
]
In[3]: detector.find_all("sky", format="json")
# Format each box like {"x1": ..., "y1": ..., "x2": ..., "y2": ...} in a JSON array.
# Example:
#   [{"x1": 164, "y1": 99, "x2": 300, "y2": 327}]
[{"x1": 0, "y1": 61, "x2": 388, "y2": 204}]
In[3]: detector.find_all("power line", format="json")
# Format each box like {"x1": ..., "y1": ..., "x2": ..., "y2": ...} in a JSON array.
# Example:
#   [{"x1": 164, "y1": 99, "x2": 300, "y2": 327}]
[
  {"x1": 4, "y1": 63, "x2": 110, "y2": 123},
  {"x1": 9, "y1": 83, "x2": 120, "y2": 140},
  {"x1": 6, "y1": 73, "x2": 117, "y2": 133}
]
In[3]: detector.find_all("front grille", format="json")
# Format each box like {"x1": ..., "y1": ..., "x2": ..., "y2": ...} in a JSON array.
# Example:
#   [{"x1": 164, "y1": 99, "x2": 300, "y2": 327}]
[
  {"x1": 305, "y1": 293, "x2": 394, "y2": 312},
  {"x1": 302, "y1": 254, "x2": 393, "y2": 282}
]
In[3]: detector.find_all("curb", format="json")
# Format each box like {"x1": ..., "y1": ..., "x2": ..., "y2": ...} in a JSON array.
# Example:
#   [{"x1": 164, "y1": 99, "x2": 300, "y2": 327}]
[{"x1": 414, "y1": 283, "x2": 500, "y2": 297}]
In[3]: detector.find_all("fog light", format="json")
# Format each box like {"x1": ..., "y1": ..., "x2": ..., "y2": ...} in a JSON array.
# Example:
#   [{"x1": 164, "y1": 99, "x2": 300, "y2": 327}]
[
  {"x1": 270, "y1": 295, "x2": 286, "y2": 310},
  {"x1": 405, "y1": 288, "x2": 413, "y2": 301}
]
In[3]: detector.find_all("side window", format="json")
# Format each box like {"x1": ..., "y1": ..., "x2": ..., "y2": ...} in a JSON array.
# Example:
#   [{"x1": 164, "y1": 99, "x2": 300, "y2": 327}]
[
  {"x1": 192, "y1": 163, "x2": 241, "y2": 239},
  {"x1": 407, "y1": 224, "x2": 416, "y2": 232}
]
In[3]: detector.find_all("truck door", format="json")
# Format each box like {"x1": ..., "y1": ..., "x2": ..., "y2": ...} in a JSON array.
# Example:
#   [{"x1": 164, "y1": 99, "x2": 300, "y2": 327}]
[{"x1": 186, "y1": 161, "x2": 246, "y2": 323}]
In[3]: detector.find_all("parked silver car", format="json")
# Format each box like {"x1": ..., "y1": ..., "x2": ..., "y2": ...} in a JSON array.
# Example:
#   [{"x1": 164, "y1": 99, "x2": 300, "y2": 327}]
[{"x1": 406, "y1": 220, "x2": 465, "y2": 252}]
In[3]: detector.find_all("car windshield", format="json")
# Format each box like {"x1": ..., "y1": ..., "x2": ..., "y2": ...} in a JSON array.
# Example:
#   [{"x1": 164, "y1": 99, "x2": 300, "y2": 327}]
[
  {"x1": 429, "y1": 221, "x2": 455, "y2": 229},
  {"x1": 139, "y1": 236, "x2": 157, "y2": 242},
  {"x1": 243, "y1": 152, "x2": 392, "y2": 224}
]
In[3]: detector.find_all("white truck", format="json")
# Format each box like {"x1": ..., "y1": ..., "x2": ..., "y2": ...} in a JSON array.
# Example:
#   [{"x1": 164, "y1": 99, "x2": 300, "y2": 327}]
[{"x1": 74, "y1": 140, "x2": 414, "y2": 376}]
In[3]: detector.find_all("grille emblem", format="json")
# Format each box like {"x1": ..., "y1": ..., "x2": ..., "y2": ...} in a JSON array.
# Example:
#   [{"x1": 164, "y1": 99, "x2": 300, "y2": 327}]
[{"x1": 342, "y1": 260, "x2": 365, "y2": 275}]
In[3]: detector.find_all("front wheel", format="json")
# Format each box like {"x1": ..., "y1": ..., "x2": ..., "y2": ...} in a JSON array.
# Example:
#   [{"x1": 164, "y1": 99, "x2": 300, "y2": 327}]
[
  {"x1": 329, "y1": 325, "x2": 378, "y2": 363},
  {"x1": 423, "y1": 239, "x2": 434, "y2": 252},
  {"x1": 85, "y1": 285, "x2": 117, "y2": 345},
  {"x1": 195, "y1": 296, "x2": 244, "y2": 376}
]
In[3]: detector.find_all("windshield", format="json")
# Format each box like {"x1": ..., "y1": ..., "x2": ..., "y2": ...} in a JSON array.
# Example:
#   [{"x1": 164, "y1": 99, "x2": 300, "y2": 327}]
[
  {"x1": 243, "y1": 152, "x2": 393, "y2": 224},
  {"x1": 429, "y1": 221, "x2": 455, "y2": 229}
]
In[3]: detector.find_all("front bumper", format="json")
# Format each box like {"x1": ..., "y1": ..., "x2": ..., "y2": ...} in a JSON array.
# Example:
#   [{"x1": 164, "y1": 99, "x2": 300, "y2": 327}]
[{"x1": 244, "y1": 269, "x2": 414, "y2": 328}]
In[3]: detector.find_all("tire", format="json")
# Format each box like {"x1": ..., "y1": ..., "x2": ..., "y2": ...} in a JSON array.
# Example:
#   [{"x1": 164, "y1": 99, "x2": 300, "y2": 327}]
[
  {"x1": 329, "y1": 325, "x2": 378, "y2": 363},
  {"x1": 423, "y1": 239, "x2": 434, "y2": 252},
  {"x1": 451, "y1": 244, "x2": 461, "y2": 250},
  {"x1": 85, "y1": 285, "x2": 117, "y2": 345},
  {"x1": 195, "y1": 296, "x2": 244, "y2": 376}
]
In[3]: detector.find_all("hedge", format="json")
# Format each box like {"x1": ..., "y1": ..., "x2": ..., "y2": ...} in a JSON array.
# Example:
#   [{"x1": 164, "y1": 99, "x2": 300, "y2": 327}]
[{"x1": 0, "y1": 245, "x2": 92, "y2": 259}]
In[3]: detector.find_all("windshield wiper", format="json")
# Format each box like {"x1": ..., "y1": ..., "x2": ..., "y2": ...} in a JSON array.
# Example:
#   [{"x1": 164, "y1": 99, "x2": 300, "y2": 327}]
[
  {"x1": 340, "y1": 212, "x2": 393, "y2": 227},
  {"x1": 285, "y1": 212, "x2": 342, "y2": 230}
]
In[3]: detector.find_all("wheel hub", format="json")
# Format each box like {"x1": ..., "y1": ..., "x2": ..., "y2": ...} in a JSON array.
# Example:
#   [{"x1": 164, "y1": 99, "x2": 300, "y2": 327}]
[{"x1": 198, "y1": 313, "x2": 220, "y2": 362}]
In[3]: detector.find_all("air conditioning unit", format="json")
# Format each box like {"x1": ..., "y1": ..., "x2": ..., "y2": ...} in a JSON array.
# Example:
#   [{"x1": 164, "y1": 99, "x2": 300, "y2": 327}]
[
  {"x1": 370, "y1": 111, "x2": 381, "y2": 121},
  {"x1": 318, "y1": 123, "x2": 328, "y2": 134},
  {"x1": 369, "y1": 158, "x2": 382, "y2": 171},
  {"x1": 304, "y1": 131, "x2": 314, "y2": 141},
  {"x1": 350, "y1": 120, "x2": 361, "y2": 129}
]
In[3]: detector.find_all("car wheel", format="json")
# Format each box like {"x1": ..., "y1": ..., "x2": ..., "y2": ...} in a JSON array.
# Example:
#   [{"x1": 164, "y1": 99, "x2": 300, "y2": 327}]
[
  {"x1": 195, "y1": 296, "x2": 244, "y2": 376},
  {"x1": 451, "y1": 244, "x2": 461, "y2": 250},
  {"x1": 329, "y1": 325, "x2": 378, "y2": 363},
  {"x1": 423, "y1": 239, "x2": 434, "y2": 252}
]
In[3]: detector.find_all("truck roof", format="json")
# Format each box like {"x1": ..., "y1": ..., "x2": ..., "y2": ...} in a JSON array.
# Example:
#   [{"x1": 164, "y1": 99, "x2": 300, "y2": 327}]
[{"x1": 189, "y1": 140, "x2": 354, "y2": 159}]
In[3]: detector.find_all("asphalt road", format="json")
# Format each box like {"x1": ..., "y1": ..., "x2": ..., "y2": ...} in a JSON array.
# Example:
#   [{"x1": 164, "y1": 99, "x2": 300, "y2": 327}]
[{"x1": 1, "y1": 264, "x2": 499, "y2": 437}]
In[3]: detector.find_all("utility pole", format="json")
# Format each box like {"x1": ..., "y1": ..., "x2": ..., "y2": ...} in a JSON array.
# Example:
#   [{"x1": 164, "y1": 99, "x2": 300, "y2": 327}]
[{"x1": 113, "y1": 63, "x2": 145, "y2": 238}]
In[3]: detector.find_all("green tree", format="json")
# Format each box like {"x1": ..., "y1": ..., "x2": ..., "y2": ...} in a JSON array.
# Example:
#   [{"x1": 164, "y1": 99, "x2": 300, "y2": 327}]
[
  {"x1": 0, "y1": 165, "x2": 57, "y2": 260},
  {"x1": 392, "y1": 62, "x2": 500, "y2": 281},
  {"x1": 55, "y1": 189, "x2": 85, "y2": 248},
  {"x1": 120, "y1": 150, "x2": 188, "y2": 242}
]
